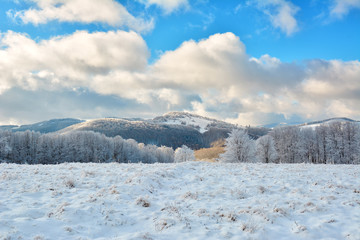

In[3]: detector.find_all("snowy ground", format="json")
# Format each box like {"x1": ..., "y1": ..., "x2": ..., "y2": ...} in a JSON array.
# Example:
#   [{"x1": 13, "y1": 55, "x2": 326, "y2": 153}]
[{"x1": 0, "y1": 162, "x2": 359, "y2": 240}]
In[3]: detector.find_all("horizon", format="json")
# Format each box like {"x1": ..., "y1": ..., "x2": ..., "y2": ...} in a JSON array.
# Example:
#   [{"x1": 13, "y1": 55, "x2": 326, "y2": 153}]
[
  {"x1": 1, "y1": 111, "x2": 358, "y2": 128},
  {"x1": 1, "y1": 0, "x2": 360, "y2": 126}
]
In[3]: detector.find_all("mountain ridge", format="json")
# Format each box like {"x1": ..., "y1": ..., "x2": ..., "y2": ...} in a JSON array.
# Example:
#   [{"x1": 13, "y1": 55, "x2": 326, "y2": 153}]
[
  {"x1": 0, "y1": 118, "x2": 84, "y2": 133},
  {"x1": 1, "y1": 113, "x2": 357, "y2": 149}
]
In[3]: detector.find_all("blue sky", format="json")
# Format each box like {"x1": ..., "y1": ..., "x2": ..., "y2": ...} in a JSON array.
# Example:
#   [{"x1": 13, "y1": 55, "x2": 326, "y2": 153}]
[{"x1": 0, "y1": 0, "x2": 360, "y2": 126}]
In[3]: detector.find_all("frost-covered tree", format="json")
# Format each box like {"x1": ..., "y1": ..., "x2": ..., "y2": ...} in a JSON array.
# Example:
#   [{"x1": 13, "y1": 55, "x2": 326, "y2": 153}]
[
  {"x1": 300, "y1": 128, "x2": 317, "y2": 163},
  {"x1": 174, "y1": 145, "x2": 195, "y2": 163},
  {"x1": 342, "y1": 122, "x2": 360, "y2": 164},
  {"x1": 271, "y1": 127, "x2": 305, "y2": 163},
  {"x1": 1, "y1": 129, "x2": 176, "y2": 164},
  {"x1": 256, "y1": 135, "x2": 277, "y2": 163},
  {"x1": 0, "y1": 131, "x2": 12, "y2": 161},
  {"x1": 325, "y1": 121, "x2": 360, "y2": 164},
  {"x1": 220, "y1": 129, "x2": 256, "y2": 163},
  {"x1": 315, "y1": 125, "x2": 328, "y2": 164},
  {"x1": 155, "y1": 146, "x2": 174, "y2": 163}
]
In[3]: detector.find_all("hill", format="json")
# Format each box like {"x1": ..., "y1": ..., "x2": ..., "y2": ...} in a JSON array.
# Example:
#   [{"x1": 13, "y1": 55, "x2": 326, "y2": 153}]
[
  {"x1": 299, "y1": 117, "x2": 360, "y2": 129},
  {"x1": 59, "y1": 118, "x2": 204, "y2": 149},
  {"x1": 0, "y1": 118, "x2": 84, "y2": 133},
  {"x1": 152, "y1": 111, "x2": 269, "y2": 145},
  {"x1": 0, "y1": 112, "x2": 270, "y2": 149},
  {"x1": 152, "y1": 111, "x2": 236, "y2": 133}
]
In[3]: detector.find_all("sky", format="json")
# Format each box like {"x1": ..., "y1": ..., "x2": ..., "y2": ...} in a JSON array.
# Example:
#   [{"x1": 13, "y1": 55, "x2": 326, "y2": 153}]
[{"x1": 0, "y1": 0, "x2": 360, "y2": 126}]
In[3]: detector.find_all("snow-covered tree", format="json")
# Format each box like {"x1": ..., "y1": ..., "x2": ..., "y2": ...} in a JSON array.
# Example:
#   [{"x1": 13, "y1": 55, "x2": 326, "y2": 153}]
[
  {"x1": 0, "y1": 131, "x2": 12, "y2": 161},
  {"x1": 271, "y1": 127, "x2": 304, "y2": 163},
  {"x1": 342, "y1": 122, "x2": 360, "y2": 164},
  {"x1": 325, "y1": 121, "x2": 360, "y2": 164},
  {"x1": 256, "y1": 135, "x2": 277, "y2": 163},
  {"x1": 300, "y1": 128, "x2": 317, "y2": 163},
  {"x1": 315, "y1": 125, "x2": 328, "y2": 164},
  {"x1": 220, "y1": 129, "x2": 256, "y2": 163},
  {"x1": 155, "y1": 146, "x2": 174, "y2": 163},
  {"x1": 174, "y1": 145, "x2": 195, "y2": 163}
]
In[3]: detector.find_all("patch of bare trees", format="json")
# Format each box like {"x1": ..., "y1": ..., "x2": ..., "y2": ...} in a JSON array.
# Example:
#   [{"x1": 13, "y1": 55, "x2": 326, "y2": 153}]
[
  {"x1": 220, "y1": 122, "x2": 360, "y2": 164},
  {"x1": 0, "y1": 131, "x2": 174, "y2": 164}
]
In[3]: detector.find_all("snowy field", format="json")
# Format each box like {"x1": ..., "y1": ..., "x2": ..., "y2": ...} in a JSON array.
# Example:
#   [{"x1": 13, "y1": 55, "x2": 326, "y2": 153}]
[{"x1": 0, "y1": 162, "x2": 359, "y2": 240}]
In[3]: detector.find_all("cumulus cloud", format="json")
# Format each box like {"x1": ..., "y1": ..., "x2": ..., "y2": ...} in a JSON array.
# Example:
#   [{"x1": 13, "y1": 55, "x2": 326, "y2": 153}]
[
  {"x1": 251, "y1": 0, "x2": 300, "y2": 36},
  {"x1": 148, "y1": 32, "x2": 360, "y2": 124},
  {"x1": 0, "y1": 30, "x2": 149, "y2": 93},
  {"x1": 1, "y1": 31, "x2": 360, "y2": 125},
  {"x1": 138, "y1": 0, "x2": 189, "y2": 14},
  {"x1": 8, "y1": 0, "x2": 154, "y2": 32},
  {"x1": 330, "y1": 0, "x2": 360, "y2": 18}
]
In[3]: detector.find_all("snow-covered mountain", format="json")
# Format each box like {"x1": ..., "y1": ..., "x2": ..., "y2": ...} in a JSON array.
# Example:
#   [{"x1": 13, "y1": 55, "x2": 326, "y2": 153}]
[
  {"x1": 59, "y1": 118, "x2": 204, "y2": 149},
  {"x1": 152, "y1": 111, "x2": 236, "y2": 133},
  {"x1": 261, "y1": 117, "x2": 360, "y2": 129},
  {"x1": 56, "y1": 113, "x2": 243, "y2": 149},
  {"x1": 0, "y1": 118, "x2": 84, "y2": 133},
  {"x1": 0, "y1": 112, "x2": 269, "y2": 148},
  {"x1": 299, "y1": 117, "x2": 360, "y2": 129}
]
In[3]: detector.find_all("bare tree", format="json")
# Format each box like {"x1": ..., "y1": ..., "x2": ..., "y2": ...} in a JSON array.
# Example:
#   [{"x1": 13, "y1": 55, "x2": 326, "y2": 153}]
[{"x1": 220, "y1": 129, "x2": 255, "y2": 163}]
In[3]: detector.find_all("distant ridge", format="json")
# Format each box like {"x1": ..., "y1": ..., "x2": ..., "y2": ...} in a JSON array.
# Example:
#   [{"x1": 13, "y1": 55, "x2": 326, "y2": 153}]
[
  {"x1": 299, "y1": 117, "x2": 360, "y2": 129},
  {"x1": 260, "y1": 117, "x2": 359, "y2": 129},
  {"x1": 0, "y1": 118, "x2": 84, "y2": 133}
]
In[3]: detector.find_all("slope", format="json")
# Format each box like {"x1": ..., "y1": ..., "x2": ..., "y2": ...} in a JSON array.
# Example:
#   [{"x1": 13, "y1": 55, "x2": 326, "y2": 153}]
[{"x1": 59, "y1": 118, "x2": 204, "y2": 149}]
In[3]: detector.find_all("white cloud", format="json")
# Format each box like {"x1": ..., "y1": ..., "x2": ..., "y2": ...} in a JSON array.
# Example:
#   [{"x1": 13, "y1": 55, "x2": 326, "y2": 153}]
[
  {"x1": 0, "y1": 30, "x2": 149, "y2": 93},
  {"x1": 149, "y1": 33, "x2": 360, "y2": 124},
  {"x1": 250, "y1": 54, "x2": 281, "y2": 69},
  {"x1": 8, "y1": 0, "x2": 154, "y2": 32},
  {"x1": 330, "y1": 0, "x2": 360, "y2": 18},
  {"x1": 139, "y1": 0, "x2": 189, "y2": 14},
  {"x1": 1, "y1": 31, "x2": 360, "y2": 125},
  {"x1": 251, "y1": 0, "x2": 300, "y2": 36}
]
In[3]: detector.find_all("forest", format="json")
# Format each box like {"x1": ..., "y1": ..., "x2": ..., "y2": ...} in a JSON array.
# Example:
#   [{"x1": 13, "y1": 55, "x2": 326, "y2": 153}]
[
  {"x1": 223, "y1": 121, "x2": 360, "y2": 164},
  {"x1": 0, "y1": 131, "x2": 174, "y2": 164},
  {"x1": 0, "y1": 121, "x2": 359, "y2": 164}
]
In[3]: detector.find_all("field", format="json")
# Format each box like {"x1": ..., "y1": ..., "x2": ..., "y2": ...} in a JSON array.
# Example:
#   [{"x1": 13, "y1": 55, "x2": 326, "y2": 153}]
[{"x1": 1, "y1": 162, "x2": 359, "y2": 240}]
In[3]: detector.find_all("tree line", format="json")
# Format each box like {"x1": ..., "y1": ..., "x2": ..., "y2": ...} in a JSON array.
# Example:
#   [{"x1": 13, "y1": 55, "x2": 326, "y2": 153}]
[
  {"x1": 0, "y1": 130, "x2": 175, "y2": 164},
  {"x1": 221, "y1": 121, "x2": 360, "y2": 164},
  {"x1": 2, "y1": 121, "x2": 359, "y2": 165}
]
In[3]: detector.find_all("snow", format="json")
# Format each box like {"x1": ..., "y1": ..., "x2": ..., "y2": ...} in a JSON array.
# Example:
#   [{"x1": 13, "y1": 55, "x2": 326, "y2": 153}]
[
  {"x1": 300, "y1": 119, "x2": 360, "y2": 130},
  {"x1": 1, "y1": 162, "x2": 359, "y2": 240},
  {"x1": 161, "y1": 116, "x2": 212, "y2": 133}
]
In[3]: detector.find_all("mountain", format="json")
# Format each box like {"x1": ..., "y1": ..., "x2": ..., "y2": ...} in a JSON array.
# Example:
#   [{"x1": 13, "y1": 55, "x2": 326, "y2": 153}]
[
  {"x1": 152, "y1": 111, "x2": 269, "y2": 144},
  {"x1": 152, "y1": 111, "x2": 236, "y2": 133},
  {"x1": 261, "y1": 117, "x2": 360, "y2": 129},
  {"x1": 0, "y1": 112, "x2": 269, "y2": 149},
  {"x1": 0, "y1": 125, "x2": 18, "y2": 131},
  {"x1": 57, "y1": 112, "x2": 240, "y2": 149},
  {"x1": 299, "y1": 117, "x2": 360, "y2": 129},
  {"x1": 59, "y1": 118, "x2": 204, "y2": 149},
  {"x1": 57, "y1": 112, "x2": 243, "y2": 149},
  {"x1": 261, "y1": 122, "x2": 303, "y2": 129},
  {"x1": 0, "y1": 118, "x2": 84, "y2": 133}
]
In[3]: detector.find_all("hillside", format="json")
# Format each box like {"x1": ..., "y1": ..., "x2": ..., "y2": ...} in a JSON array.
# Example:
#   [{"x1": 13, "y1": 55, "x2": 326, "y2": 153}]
[
  {"x1": 152, "y1": 111, "x2": 236, "y2": 133},
  {"x1": 59, "y1": 118, "x2": 204, "y2": 149},
  {"x1": 152, "y1": 112, "x2": 269, "y2": 144},
  {"x1": 262, "y1": 117, "x2": 360, "y2": 129},
  {"x1": 0, "y1": 118, "x2": 84, "y2": 133},
  {"x1": 1, "y1": 162, "x2": 359, "y2": 239},
  {"x1": 0, "y1": 112, "x2": 270, "y2": 149},
  {"x1": 299, "y1": 117, "x2": 360, "y2": 129}
]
